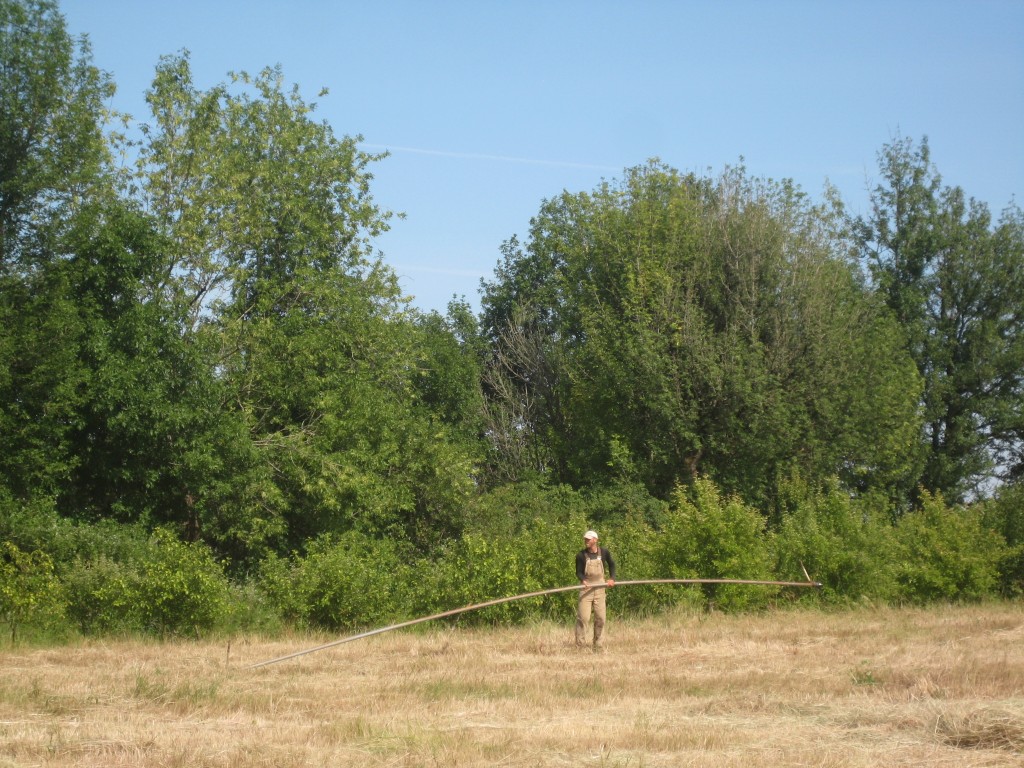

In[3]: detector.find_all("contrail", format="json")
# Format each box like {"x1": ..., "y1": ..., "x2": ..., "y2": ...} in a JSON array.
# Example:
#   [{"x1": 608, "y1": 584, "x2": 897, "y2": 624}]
[
  {"x1": 360, "y1": 143, "x2": 620, "y2": 172},
  {"x1": 393, "y1": 264, "x2": 485, "y2": 278}
]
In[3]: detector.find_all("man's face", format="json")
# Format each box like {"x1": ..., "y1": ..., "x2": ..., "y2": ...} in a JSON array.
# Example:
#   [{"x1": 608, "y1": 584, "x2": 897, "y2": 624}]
[{"x1": 585, "y1": 537, "x2": 598, "y2": 552}]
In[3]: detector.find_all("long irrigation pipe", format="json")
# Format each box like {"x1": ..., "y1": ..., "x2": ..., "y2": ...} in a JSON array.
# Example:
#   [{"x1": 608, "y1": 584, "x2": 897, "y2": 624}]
[{"x1": 248, "y1": 578, "x2": 822, "y2": 669}]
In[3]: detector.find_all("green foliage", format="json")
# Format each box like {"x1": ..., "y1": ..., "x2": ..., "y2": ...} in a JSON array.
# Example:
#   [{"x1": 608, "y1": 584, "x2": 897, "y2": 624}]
[
  {"x1": 286, "y1": 532, "x2": 413, "y2": 630},
  {"x1": 424, "y1": 516, "x2": 583, "y2": 625},
  {"x1": 892, "y1": 491, "x2": 1007, "y2": 603},
  {"x1": 602, "y1": 512, "x2": 685, "y2": 616},
  {"x1": 979, "y1": 483, "x2": 1024, "y2": 596},
  {"x1": 219, "y1": 581, "x2": 285, "y2": 635},
  {"x1": 254, "y1": 552, "x2": 300, "y2": 623},
  {"x1": 425, "y1": 534, "x2": 536, "y2": 625},
  {"x1": 0, "y1": 501, "x2": 265, "y2": 637},
  {"x1": 852, "y1": 136, "x2": 1024, "y2": 500},
  {"x1": 0, "y1": 257, "x2": 91, "y2": 500},
  {"x1": 0, "y1": 0, "x2": 116, "y2": 266},
  {"x1": 480, "y1": 161, "x2": 922, "y2": 506},
  {"x1": 0, "y1": 191, "x2": 259, "y2": 559},
  {"x1": 580, "y1": 481, "x2": 670, "y2": 530},
  {"x1": 773, "y1": 475, "x2": 898, "y2": 603},
  {"x1": 267, "y1": 507, "x2": 633, "y2": 631},
  {"x1": 649, "y1": 478, "x2": 775, "y2": 610},
  {"x1": 55, "y1": 202, "x2": 232, "y2": 527},
  {"x1": 461, "y1": 481, "x2": 586, "y2": 537},
  {"x1": 412, "y1": 301, "x2": 486, "y2": 439},
  {"x1": 0, "y1": 540, "x2": 67, "y2": 642},
  {"x1": 61, "y1": 554, "x2": 141, "y2": 635},
  {"x1": 133, "y1": 529, "x2": 231, "y2": 636},
  {"x1": 135, "y1": 54, "x2": 480, "y2": 556},
  {"x1": 62, "y1": 528, "x2": 230, "y2": 637},
  {"x1": 0, "y1": 491, "x2": 64, "y2": 550}
]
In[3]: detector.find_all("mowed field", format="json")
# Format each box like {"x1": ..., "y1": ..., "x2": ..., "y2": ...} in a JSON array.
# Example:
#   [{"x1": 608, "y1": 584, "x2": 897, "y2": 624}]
[{"x1": 1, "y1": 603, "x2": 1022, "y2": 767}]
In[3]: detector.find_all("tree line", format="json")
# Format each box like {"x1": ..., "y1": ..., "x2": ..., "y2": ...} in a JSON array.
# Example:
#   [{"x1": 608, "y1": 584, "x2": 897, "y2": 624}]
[{"x1": 1, "y1": 0, "x2": 1022, "y2": 641}]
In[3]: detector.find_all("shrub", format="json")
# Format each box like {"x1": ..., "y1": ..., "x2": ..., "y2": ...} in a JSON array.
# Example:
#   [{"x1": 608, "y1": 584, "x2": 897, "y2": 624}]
[
  {"x1": 462, "y1": 481, "x2": 585, "y2": 536},
  {"x1": 291, "y1": 532, "x2": 413, "y2": 630},
  {"x1": 133, "y1": 529, "x2": 232, "y2": 636},
  {"x1": 0, "y1": 493, "x2": 73, "y2": 559},
  {"x1": 421, "y1": 514, "x2": 585, "y2": 625},
  {"x1": 220, "y1": 581, "x2": 285, "y2": 635},
  {"x1": 773, "y1": 477, "x2": 899, "y2": 603},
  {"x1": 979, "y1": 483, "x2": 1024, "y2": 597},
  {"x1": 579, "y1": 482, "x2": 670, "y2": 530},
  {"x1": 63, "y1": 554, "x2": 143, "y2": 634},
  {"x1": 46, "y1": 521, "x2": 162, "y2": 636},
  {"x1": 63, "y1": 528, "x2": 231, "y2": 637},
  {"x1": 256, "y1": 551, "x2": 302, "y2": 623},
  {"x1": 892, "y1": 491, "x2": 1006, "y2": 603},
  {"x1": 602, "y1": 513, "x2": 685, "y2": 616},
  {"x1": 0, "y1": 541, "x2": 68, "y2": 643},
  {"x1": 650, "y1": 477, "x2": 775, "y2": 611}
]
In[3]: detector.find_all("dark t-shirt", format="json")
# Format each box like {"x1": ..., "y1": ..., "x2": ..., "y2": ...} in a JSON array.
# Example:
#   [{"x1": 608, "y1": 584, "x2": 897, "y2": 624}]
[{"x1": 576, "y1": 547, "x2": 616, "y2": 581}]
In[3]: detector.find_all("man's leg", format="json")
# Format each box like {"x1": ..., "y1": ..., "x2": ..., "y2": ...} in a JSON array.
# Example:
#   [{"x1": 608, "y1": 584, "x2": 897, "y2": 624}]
[
  {"x1": 575, "y1": 592, "x2": 593, "y2": 648},
  {"x1": 592, "y1": 589, "x2": 606, "y2": 650}
]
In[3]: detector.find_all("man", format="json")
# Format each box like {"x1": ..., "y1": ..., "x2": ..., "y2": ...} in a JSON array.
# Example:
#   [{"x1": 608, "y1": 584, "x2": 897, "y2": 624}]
[{"x1": 575, "y1": 530, "x2": 616, "y2": 651}]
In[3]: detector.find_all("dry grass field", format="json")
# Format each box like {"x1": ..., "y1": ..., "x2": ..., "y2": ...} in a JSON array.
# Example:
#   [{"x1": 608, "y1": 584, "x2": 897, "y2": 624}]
[{"x1": 1, "y1": 602, "x2": 1022, "y2": 767}]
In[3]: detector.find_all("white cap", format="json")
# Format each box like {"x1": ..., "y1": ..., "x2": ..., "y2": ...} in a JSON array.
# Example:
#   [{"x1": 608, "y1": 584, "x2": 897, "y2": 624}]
[{"x1": 584, "y1": 530, "x2": 598, "y2": 541}]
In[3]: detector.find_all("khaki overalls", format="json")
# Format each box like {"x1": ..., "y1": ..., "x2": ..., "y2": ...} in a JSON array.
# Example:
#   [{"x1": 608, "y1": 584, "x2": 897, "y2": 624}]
[{"x1": 576, "y1": 552, "x2": 607, "y2": 649}]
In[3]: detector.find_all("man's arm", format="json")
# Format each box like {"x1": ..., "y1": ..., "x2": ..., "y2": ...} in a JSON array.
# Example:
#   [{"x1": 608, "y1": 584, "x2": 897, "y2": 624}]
[{"x1": 603, "y1": 548, "x2": 617, "y2": 580}]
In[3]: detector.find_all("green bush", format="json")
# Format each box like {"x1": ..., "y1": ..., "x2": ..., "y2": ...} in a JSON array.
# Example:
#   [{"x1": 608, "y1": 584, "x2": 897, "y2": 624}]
[
  {"x1": 0, "y1": 493, "x2": 72, "y2": 557},
  {"x1": 420, "y1": 515, "x2": 583, "y2": 625},
  {"x1": 7, "y1": 468, "x2": 1017, "y2": 644},
  {"x1": 256, "y1": 551, "x2": 301, "y2": 623},
  {"x1": 892, "y1": 491, "x2": 1006, "y2": 603},
  {"x1": 773, "y1": 477, "x2": 899, "y2": 603},
  {"x1": 979, "y1": 483, "x2": 1024, "y2": 596},
  {"x1": 134, "y1": 529, "x2": 232, "y2": 636},
  {"x1": 0, "y1": 540, "x2": 68, "y2": 643},
  {"x1": 63, "y1": 554, "x2": 143, "y2": 634},
  {"x1": 36, "y1": 520, "x2": 153, "y2": 635},
  {"x1": 579, "y1": 482, "x2": 670, "y2": 530},
  {"x1": 602, "y1": 513, "x2": 684, "y2": 616},
  {"x1": 649, "y1": 478, "x2": 775, "y2": 611},
  {"x1": 462, "y1": 481, "x2": 585, "y2": 536},
  {"x1": 290, "y1": 532, "x2": 413, "y2": 630},
  {"x1": 0, "y1": 495, "x2": 237, "y2": 637},
  {"x1": 63, "y1": 529, "x2": 230, "y2": 637},
  {"x1": 220, "y1": 581, "x2": 285, "y2": 635}
]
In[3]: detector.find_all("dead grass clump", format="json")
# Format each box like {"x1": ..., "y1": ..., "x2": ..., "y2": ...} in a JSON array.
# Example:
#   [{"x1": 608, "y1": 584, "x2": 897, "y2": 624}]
[{"x1": 933, "y1": 706, "x2": 1024, "y2": 753}]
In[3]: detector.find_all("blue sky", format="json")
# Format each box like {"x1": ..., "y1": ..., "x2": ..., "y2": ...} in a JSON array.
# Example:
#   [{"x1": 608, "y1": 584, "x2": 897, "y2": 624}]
[{"x1": 62, "y1": 0, "x2": 1023, "y2": 315}]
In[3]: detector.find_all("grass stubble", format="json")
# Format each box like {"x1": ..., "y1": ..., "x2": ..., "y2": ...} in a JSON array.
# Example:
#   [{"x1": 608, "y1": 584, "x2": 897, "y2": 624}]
[{"x1": 0, "y1": 602, "x2": 1021, "y2": 767}]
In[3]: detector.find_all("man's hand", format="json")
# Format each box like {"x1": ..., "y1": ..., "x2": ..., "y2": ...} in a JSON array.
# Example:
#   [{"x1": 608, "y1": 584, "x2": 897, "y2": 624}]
[{"x1": 606, "y1": 579, "x2": 615, "y2": 587}]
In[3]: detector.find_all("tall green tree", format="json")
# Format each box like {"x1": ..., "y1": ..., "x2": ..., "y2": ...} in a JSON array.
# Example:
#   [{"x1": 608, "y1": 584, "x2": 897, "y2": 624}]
[
  {"x1": 0, "y1": 190, "x2": 253, "y2": 548},
  {"x1": 0, "y1": 0, "x2": 121, "y2": 504},
  {"x1": 136, "y1": 55, "x2": 479, "y2": 553},
  {"x1": 0, "y1": 0, "x2": 114, "y2": 269},
  {"x1": 482, "y1": 161, "x2": 922, "y2": 505},
  {"x1": 0, "y1": 2, "x2": 253, "y2": 557},
  {"x1": 56, "y1": 200, "x2": 254, "y2": 536},
  {"x1": 852, "y1": 137, "x2": 1024, "y2": 499}
]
